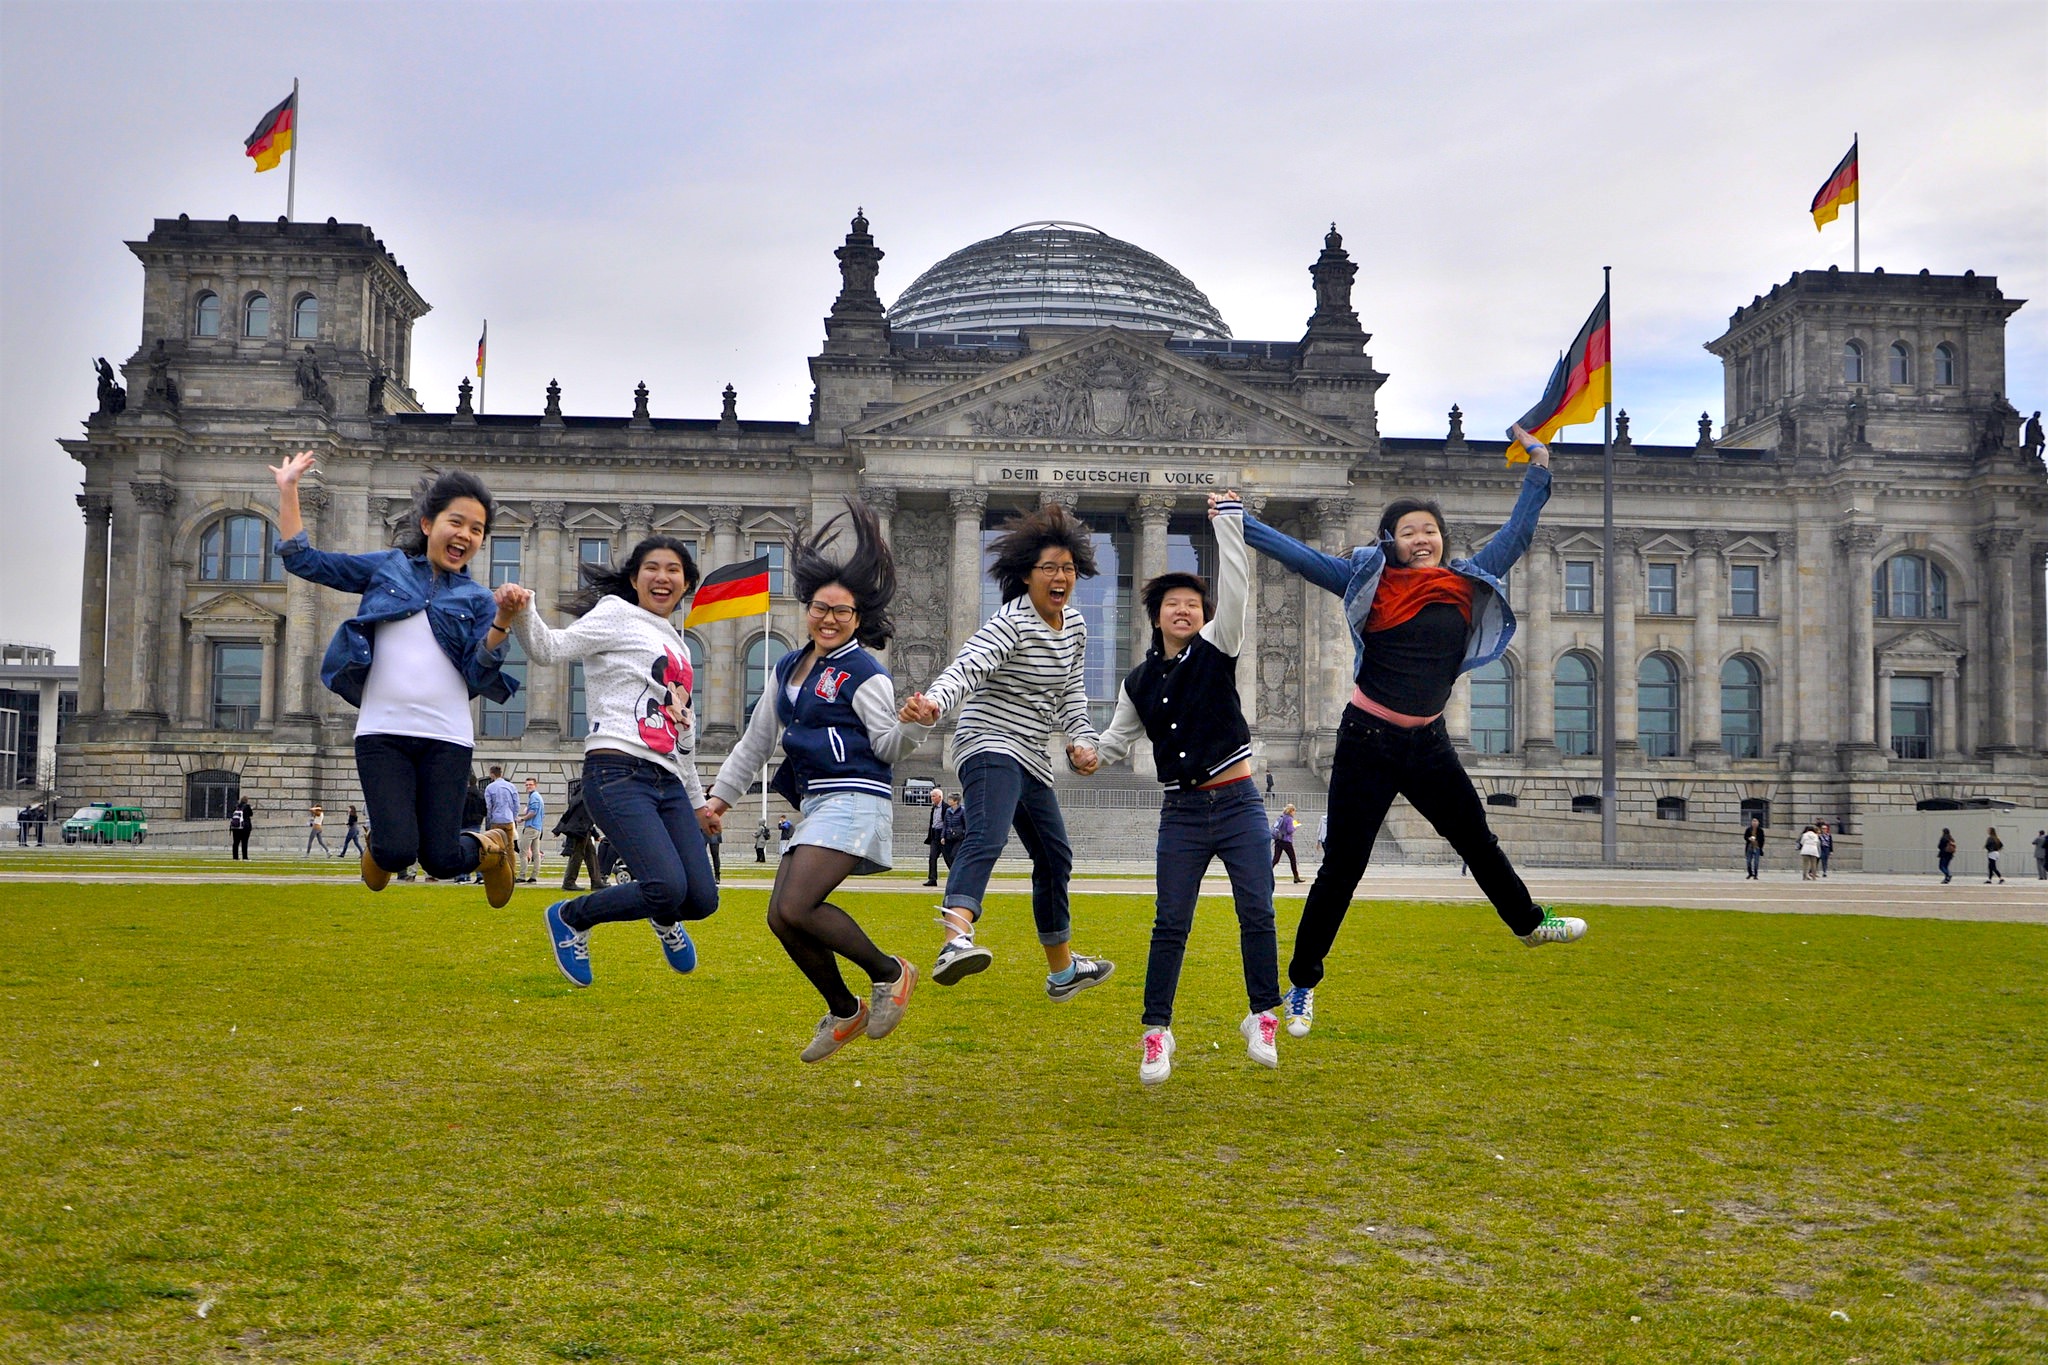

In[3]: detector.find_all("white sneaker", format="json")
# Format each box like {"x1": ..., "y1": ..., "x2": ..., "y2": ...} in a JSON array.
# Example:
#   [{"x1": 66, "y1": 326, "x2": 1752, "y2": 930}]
[
  {"x1": 1139, "y1": 1028, "x2": 1175, "y2": 1086},
  {"x1": 1283, "y1": 985, "x2": 1314, "y2": 1038},
  {"x1": 1241, "y1": 1011, "x2": 1280, "y2": 1068},
  {"x1": 1520, "y1": 912, "x2": 1588, "y2": 947}
]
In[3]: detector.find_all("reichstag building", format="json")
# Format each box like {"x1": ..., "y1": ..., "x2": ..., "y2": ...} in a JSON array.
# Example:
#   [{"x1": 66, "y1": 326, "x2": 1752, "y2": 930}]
[{"x1": 54, "y1": 211, "x2": 2048, "y2": 858}]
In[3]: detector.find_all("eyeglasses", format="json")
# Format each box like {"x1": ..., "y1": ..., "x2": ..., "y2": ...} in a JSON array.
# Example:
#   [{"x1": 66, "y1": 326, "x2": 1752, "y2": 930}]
[
  {"x1": 1032, "y1": 562, "x2": 1079, "y2": 578},
  {"x1": 806, "y1": 601, "x2": 857, "y2": 623}
]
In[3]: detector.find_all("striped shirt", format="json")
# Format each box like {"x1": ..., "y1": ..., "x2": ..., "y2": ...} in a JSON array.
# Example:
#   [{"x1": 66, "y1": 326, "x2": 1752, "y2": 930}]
[{"x1": 924, "y1": 596, "x2": 1096, "y2": 787}]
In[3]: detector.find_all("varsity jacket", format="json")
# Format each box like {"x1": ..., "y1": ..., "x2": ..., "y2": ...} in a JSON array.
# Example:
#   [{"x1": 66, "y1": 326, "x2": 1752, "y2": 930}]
[
  {"x1": 1097, "y1": 498, "x2": 1253, "y2": 788},
  {"x1": 1242, "y1": 463, "x2": 1551, "y2": 683},
  {"x1": 711, "y1": 641, "x2": 932, "y2": 809}
]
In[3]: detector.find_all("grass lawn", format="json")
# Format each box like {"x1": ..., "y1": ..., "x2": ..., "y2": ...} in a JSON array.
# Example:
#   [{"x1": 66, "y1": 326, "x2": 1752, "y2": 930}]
[{"x1": 1, "y1": 881, "x2": 2042, "y2": 1363}]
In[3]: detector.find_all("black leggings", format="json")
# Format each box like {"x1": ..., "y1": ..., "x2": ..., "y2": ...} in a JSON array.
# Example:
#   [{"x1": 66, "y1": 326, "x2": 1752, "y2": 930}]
[
  {"x1": 766, "y1": 844, "x2": 900, "y2": 1018},
  {"x1": 1291, "y1": 707, "x2": 1540, "y2": 989},
  {"x1": 1272, "y1": 840, "x2": 1299, "y2": 878}
]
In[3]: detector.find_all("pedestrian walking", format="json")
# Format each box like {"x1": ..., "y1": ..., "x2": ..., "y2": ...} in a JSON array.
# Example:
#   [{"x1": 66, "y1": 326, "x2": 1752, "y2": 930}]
[
  {"x1": 554, "y1": 777, "x2": 600, "y2": 891},
  {"x1": 707, "y1": 828, "x2": 722, "y2": 881},
  {"x1": 1984, "y1": 827, "x2": 2005, "y2": 883},
  {"x1": 230, "y1": 797, "x2": 254, "y2": 860},
  {"x1": 337, "y1": 805, "x2": 364, "y2": 859},
  {"x1": 1817, "y1": 821, "x2": 1833, "y2": 877},
  {"x1": 1743, "y1": 816, "x2": 1765, "y2": 879},
  {"x1": 2032, "y1": 828, "x2": 2047, "y2": 880},
  {"x1": 1271, "y1": 804, "x2": 1301, "y2": 883},
  {"x1": 305, "y1": 805, "x2": 331, "y2": 857},
  {"x1": 1937, "y1": 828, "x2": 1956, "y2": 884},
  {"x1": 754, "y1": 819, "x2": 769, "y2": 864},
  {"x1": 922, "y1": 785, "x2": 948, "y2": 887}
]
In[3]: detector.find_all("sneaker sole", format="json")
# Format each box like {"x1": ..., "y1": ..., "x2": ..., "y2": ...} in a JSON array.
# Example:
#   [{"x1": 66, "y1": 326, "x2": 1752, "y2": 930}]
[
  {"x1": 1047, "y1": 961, "x2": 1115, "y2": 1002},
  {"x1": 1286, "y1": 1020, "x2": 1312, "y2": 1038},
  {"x1": 932, "y1": 947, "x2": 993, "y2": 986},
  {"x1": 802, "y1": 1011, "x2": 869, "y2": 1063}
]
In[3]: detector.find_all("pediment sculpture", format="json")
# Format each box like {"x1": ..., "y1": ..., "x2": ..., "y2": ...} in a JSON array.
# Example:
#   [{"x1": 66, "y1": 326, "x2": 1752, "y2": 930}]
[{"x1": 966, "y1": 353, "x2": 1248, "y2": 442}]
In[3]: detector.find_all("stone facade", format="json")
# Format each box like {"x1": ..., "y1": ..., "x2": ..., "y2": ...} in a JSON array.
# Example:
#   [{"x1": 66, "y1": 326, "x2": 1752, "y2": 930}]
[{"x1": 53, "y1": 213, "x2": 2048, "y2": 849}]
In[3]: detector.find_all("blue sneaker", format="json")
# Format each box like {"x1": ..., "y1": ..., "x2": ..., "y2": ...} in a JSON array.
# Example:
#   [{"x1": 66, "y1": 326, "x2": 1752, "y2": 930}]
[
  {"x1": 1284, "y1": 985, "x2": 1315, "y2": 1038},
  {"x1": 544, "y1": 901, "x2": 592, "y2": 987},
  {"x1": 650, "y1": 918, "x2": 697, "y2": 974}
]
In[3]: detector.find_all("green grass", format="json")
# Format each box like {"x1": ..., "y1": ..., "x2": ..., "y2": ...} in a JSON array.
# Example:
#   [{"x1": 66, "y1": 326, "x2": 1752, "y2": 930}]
[{"x1": 1, "y1": 882, "x2": 2042, "y2": 1363}]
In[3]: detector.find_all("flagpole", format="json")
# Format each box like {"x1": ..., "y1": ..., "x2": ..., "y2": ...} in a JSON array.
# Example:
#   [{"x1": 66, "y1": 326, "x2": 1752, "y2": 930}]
[
  {"x1": 479, "y1": 320, "x2": 487, "y2": 415},
  {"x1": 1599, "y1": 265, "x2": 1617, "y2": 868},
  {"x1": 285, "y1": 78, "x2": 299, "y2": 223},
  {"x1": 1851, "y1": 134, "x2": 1859, "y2": 274}
]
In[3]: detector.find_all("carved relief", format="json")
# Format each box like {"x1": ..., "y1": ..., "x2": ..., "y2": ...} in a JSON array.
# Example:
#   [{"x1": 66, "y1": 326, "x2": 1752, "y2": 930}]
[
  {"x1": 889, "y1": 508, "x2": 952, "y2": 688},
  {"x1": 1257, "y1": 554, "x2": 1302, "y2": 727},
  {"x1": 966, "y1": 353, "x2": 1248, "y2": 442}
]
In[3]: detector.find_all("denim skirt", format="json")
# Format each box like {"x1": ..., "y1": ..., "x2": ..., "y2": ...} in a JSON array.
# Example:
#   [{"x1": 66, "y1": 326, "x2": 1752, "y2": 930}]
[{"x1": 792, "y1": 790, "x2": 894, "y2": 875}]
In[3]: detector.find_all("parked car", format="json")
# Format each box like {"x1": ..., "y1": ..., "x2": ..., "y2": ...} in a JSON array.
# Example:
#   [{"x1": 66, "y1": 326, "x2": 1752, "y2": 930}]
[{"x1": 62, "y1": 805, "x2": 148, "y2": 845}]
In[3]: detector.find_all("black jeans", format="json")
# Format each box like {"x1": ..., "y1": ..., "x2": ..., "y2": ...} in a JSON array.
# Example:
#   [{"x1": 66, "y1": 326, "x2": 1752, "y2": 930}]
[
  {"x1": 1291, "y1": 708, "x2": 1540, "y2": 989},
  {"x1": 1144, "y1": 779, "x2": 1281, "y2": 1027},
  {"x1": 355, "y1": 733, "x2": 481, "y2": 880},
  {"x1": 231, "y1": 829, "x2": 251, "y2": 860},
  {"x1": 563, "y1": 752, "x2": 718, "y2": 932}
]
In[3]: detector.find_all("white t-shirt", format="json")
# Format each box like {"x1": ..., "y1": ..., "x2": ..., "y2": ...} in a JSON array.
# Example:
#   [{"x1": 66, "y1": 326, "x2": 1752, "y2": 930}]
[{"x1": 356, "y1": 610, "x2": 474, "y2": 746}]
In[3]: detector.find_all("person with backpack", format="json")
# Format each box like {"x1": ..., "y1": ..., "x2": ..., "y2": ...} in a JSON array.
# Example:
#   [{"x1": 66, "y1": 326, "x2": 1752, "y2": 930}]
[
  {"x1": 1271, "y1": 804, "x2": 1301, "y2": 884},
  {"x1": 229, "y1": 798, "x2": 253, "y2": 860},
  {"x1": 1936, "y1": 828, "x2": 1956, "y2": 884}
]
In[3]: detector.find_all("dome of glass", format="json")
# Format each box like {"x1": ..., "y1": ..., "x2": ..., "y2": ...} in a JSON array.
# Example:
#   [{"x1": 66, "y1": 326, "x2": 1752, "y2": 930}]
[{"x1": 887, "y1": 221, "x2": 1231, "y2": 340}]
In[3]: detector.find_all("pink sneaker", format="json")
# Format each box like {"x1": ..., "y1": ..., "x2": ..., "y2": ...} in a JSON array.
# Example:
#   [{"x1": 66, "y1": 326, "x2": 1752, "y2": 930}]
[
  {"x1": 1139, "y1": 1028, "x2": 1175, "y2": 1086},
  {"x1": 1240, "y1": 1011, "x2": 1279, "y2": 1068}
]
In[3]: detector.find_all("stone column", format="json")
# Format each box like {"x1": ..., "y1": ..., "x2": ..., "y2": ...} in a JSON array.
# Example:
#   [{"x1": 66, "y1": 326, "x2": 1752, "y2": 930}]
[
  {"x1": 76, "y1": 493, "x2": 111, "y2": 715},
  {"x1": 1613, "y1": 529, "x2": 1640, "y2": 754},
  {"x1": 1690, "y1": 530, "x2": 1725, "y2": 757},
  {"x1": 1310, "y1": 498, "x2": 1352, "y2": 721},
  {"x1": 1977, "y1": 527, "x2": 2022, "y2": 752},
  {"x1": 258, "y1": 624, "x2": 277, "y2": 727},
  {"x1": 704, "y1": 504, "x2": 742, "y2": 738},
  {"x1": 1521, "y1": 527, "x2": 1558, "y2": 752},
  {"x1": 2032, "y1": 542, "x2": 2048, "y2": 755},
  {"x1": 1875, "y1": 668, "x2": 1892, "y2": 755},
  {"x1": 860, "y1": 483, "x2": 897, "y2": 546},
  {"x1": 947, "y1": 489, "x2": 987, "y2": 655},
  {"x1": 185, "y1": 629, "x2": 208, "y2": 725},
  {"x1": 1939, "y1": 669, "x2": 1960, "y2": 759},
  {"x1": 1133, "y1": 492, "x2": 1174, "y2": 666},
  {"x1": 1837, "y1": 524, "x2": 1878, "y2": 749},
  {"x1": 527, "y1": 501, "x2": 566, "y2": 740},
  {"x1": 621, "y1": 501, "x2": 654, "y2": 550},
  {"x1": 282, "y1": 485, "x2": 328, "y2": 723},
  {"x1": 128, "y1": 480, "x2": 178, "y2": 718},
  {"x1": 1776, "y1": 527, "x2": 1804, "y2": 757}
]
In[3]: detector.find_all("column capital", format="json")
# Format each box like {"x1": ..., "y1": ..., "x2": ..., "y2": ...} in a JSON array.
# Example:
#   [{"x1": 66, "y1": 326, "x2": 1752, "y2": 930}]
[
  {"x1": 298, "y1": 484, "x2": 331, "y2": 517},
  {"x1": 705, "y1": 502, "x2": 744, "y2": 534},
  {"x1": 77, "y1": 492, "x2": 113, "y2": 524},
  {"x1": 619, "y1": 501, "x2": 656, "y2": 527},
  {"x1": 1834, "y1": 524, "x2": 1879, "y2": 555},
  {"x1": 1309, "y1": 497, "x2": 1350, "y2": 532},
  {"x1": 1135, "y1": 491, "x2": 1177, "y2": 523},
  {"x1": 1613, "y1": 527, "x2": 1644, "y2": 555},
  {"x1": 1530, "y1": 526, "x2": 1562, "y2": 551},
  {"x1": 1239, "y1": 492, "x2": 1269, "y2": 518},
  {"x1": 532, "y1": 500, "x2": 567, "y2": 530},
  {"x1": 128, "y1": 479, "x2": 177, "y2": 515},
  {"x1": 1975, "y1": 526, "x2": 2023, "y2": 559},
  {"x1": 948, "y1": 488, "x2": 987, "y2": 517},
  {"x1": 1039, "y1": 489, "x2": 1079, "y2": 510},
  {"x1": 858, "y1": 484, "x2": 898, "y2": 517},
  {"x1": 1691, "y1": 529, "x2": 1727, "y2": 557}
]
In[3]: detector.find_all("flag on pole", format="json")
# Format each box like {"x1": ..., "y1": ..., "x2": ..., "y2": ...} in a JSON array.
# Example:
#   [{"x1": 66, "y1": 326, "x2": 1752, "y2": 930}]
[
  {"x1": 244, "y1": 92, "x2": 297, "y2": 173},
  {"x1": 685, "y1": 557, "x2": 772, "y2": 628},
  {"x1": 475, "y1": 324, "x2": 487, "y2": 379},
  {"x1": 1810, "y1": 141, "x2": 1859, "y2": 230},
  {"x1": 1508, "y1": 295, "x2": 1611, "y2": 461}
]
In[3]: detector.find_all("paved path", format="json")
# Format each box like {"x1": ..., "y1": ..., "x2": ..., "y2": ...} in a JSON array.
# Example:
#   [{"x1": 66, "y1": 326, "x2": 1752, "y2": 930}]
[{"x1": 3, "y1": 856, "x2": 2043, "y2": 924}]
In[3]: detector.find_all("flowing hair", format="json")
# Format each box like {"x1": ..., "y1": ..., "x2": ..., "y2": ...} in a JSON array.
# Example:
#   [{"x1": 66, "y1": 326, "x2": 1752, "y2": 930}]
[
  {"x1": 394, "y1": 469, "x2": 494, "y2": 555},
  {"x1": 791, "y1": 498, "x2": 895, "y2": 647},
  {"x1": 566, "y1": 535, "x2": 700, "y2": 617},
  {"x1": 985, "y1": 502, "x2": 1099, "y2": 603}
]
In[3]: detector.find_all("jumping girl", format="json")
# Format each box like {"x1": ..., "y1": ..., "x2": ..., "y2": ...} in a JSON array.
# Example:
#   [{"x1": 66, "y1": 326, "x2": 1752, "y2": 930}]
[
  {"x1": 271, "y1": 452, "x2": 520, "y2": 905},
  {"x1": 706, "y1": 501, "x2": 929, "y2": 1062},
  {"x1": 494, "y1": 536, "x2": 718, "y2": 987},
  {"x1": 1096, "y1": 491, "x2": 1282, "y2": 1085},
  {"x1": 899, "y1": 502, "x2": 1114, "y2": 1001},
  {"x1": 1244, "y1": 425, "x2": 1586, "y2": 1040}
]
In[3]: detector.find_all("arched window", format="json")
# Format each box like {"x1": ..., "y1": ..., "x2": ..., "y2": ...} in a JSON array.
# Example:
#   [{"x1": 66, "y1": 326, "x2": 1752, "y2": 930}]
[
  {"x1": 1873, "y1": 554, "x2": 1947, "y2": 619},
  {"x1": 1571, "y1": 794, "x2": 1602, "y2": 814},
  {"x1": 199, "y1": 513, "x2": 283, "y2": 582},
  {"x1": 1554, "y1": 652, "x2": 1597, "y2": 756},
  {"x1": 1720, "y1": 656, "x2": 1763, "y2": 759},
  {"x1": 1468, "y1": 657, "x2": 1513, "y2": 755},
  {"x1": 1842, "y1": 340, "x2": 1863, "y2": 384},
  {"x1": 1888, "y1": 341, "x2": 1911, "y2": 385},
  {"x1": 1485, "y1": 792, "x2": 1518, "y2": 808},
  {"x1": 194, "y1": 291, "x2": 221, "y2": 337},
  {"x1": 1934, "y1": 342, "x2": 1957, "y2": 386},
  {"x1": 683, "y1": 631, "x2": 707, "y2": 732},
  {"x1": 744, "y1": 633, "x2": 787, "y2": 720},
  {"x1": 186, "y1": 768, "x2": 240, "y2": 820},
  {"x1": 292, "y1": 294, "x2": 319, "y2": 339},
  {"x1": 1638, "y1": 655, "x2": 1681, "y2": 758},
  {"x1": 244, "y1": 293, "x2": 271, "y2": 339},
  {"x1": 1740, "y1": 797, "x2": 1771, "y2": 828},
  {"x1": 1656, "y1": 796, "x2": 1687, "y2": 821}
]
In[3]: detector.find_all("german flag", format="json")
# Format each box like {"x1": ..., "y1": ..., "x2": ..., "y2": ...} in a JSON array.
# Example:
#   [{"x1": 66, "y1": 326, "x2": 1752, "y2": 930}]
[
  {"x1": 685, "y1": 556, "x2": 772, "y2": 628},
  {"x1": 1509, "y1": 294, "x2": 1610, "y2": 461},
  {"x1": 1810, "y1": 141, "x2": 1858, "y2": 230},
  {"x1": 244, "y1": 92, "x2": 296, "y2": 173}
]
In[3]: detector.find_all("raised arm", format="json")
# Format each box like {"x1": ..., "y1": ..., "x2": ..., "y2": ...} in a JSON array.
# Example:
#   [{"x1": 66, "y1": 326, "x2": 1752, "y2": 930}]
[
  {"x1": 850, "y1": 672, "x2": 934, "y2": 766},
  {"x1": 1199, "y1": 491, "x2": 1250, "y2": 657},
  {"x1": 269, "y1": 450, "x2": 382, "y2": 593},
  {"x1": 1468, "y1": 432, "x2": 1554, "y2": 579},
  {"x1": 1242, "y1": 510, "x2": 1360, "y2": 597}
]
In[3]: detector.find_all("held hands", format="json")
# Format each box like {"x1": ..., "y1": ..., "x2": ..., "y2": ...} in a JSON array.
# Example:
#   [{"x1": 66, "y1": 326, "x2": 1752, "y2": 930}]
[
  {"x1": 492, "y1": 582, "x2": 533, "y2": 616},
  {"x1": 1206, "y1": 489, "x2": 1239, "y2": 520},
  {"x1": 899, "y1": 692, "x2": 942, "y2": 725},
  {"x1": 1067, "y1": 744, "x2": 1100, "y2": 777},
  {"x1": 268, "y1": 450, "x2": 317, "y2": 491},
  {"x1": 697, "y1": 804, "x2": 723, "y2": 839},
  {"x1": 1507, "y1": 424, "x2": 1552, "y2": 469}
]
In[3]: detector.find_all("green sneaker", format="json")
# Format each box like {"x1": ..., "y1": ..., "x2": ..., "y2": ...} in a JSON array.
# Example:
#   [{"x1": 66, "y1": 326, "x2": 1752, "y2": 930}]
[{"x1": 1520, "y1": 911, "x2": 1587, "y2": 947}]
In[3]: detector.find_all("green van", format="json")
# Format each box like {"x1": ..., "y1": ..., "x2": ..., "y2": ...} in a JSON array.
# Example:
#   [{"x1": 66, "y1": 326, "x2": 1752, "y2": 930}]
[{"x1": 62, "y1": 805, "x2": 149, "y2": 845}]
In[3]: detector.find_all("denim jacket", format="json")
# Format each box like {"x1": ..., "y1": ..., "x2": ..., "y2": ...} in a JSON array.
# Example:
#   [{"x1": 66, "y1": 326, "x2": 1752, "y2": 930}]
[
  {"x1": 276, "y1": 531, "x2": 517, "y2": 708},
  {"x1": 1243, "y1": 464, "x2": 1551, "y2": 681}
]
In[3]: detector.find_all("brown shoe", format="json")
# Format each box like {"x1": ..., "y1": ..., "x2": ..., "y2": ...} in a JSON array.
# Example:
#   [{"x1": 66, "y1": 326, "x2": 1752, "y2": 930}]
[
  {"x1": 361, "y1": 844, "x2": 392, "y2": 892},
  {"x1": 475, "y1": 827, "x2": 516, "y2": 908}
]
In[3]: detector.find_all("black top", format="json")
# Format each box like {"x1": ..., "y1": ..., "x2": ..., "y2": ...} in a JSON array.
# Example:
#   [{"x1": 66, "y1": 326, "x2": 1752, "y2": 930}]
[
  {"x1": 1356, "y1": 602, "x2": 1470, "y2": 717},
  {"x1": 1121, "y1": 635, "x2": 1253, "y2": 790}
]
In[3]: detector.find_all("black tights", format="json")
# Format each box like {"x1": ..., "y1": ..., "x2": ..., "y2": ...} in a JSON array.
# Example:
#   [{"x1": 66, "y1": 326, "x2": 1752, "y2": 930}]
[{"x1": 766, "y1": 845, "x2": 901, "y2": 1018}]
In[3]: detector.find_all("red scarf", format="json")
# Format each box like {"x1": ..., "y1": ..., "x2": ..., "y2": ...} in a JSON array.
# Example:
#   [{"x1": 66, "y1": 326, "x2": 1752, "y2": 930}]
[{"x1": 1366, "y1": 566, "x2": 1473, "y2": 634}]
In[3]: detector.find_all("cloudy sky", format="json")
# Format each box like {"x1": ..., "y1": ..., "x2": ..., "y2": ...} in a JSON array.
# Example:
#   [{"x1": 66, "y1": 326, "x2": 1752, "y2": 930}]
[{"x1": 3, "y1": 0, "x2": 2043, "y2": 661}]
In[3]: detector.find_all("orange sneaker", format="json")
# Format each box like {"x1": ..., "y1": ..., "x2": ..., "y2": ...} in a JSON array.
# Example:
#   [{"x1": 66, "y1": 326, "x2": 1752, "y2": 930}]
[
  {"x1": 800, "y1": 1002, "x2": 869, "y2": 1062},
  {"x1": 867, "y1": 957, "x2": 917, "y2": 1039}
]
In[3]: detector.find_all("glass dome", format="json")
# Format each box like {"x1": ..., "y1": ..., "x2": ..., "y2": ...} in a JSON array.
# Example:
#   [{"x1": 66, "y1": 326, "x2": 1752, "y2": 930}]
[{"x1": 887, "y1": 221, "x2": 1231, "y2": 340}]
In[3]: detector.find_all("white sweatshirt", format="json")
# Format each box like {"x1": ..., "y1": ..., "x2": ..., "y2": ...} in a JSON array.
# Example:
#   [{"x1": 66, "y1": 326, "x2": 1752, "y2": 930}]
[{"x1": 511, "y1": 594, "x2": 706, "y2": 807}]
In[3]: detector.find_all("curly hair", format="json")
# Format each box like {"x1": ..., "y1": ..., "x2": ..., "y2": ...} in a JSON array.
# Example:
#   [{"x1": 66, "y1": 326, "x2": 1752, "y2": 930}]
[
  {"x1": 566, "y1": 535, "x2": 700, "y2": 617},
  {"x1": 394, "y1": 469, "x2": 494, "y2": 556},
  {"x1": 985, "y1": 503, "x2": 1099, "y2": 603},
  {"x1": 790, "y1": 498, "x2": 896, "y2": 647}
]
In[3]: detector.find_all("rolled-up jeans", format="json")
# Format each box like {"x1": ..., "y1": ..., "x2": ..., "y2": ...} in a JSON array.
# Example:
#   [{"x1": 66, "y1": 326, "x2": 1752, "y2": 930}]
[
  {"x1": 942, "y1": 751, "x2": 1073, "y2": 946},
  {"x1": 564, "y1": 751, "x2": 718, "y2": 932},
  {"x1": 1144, "y1": 778, "x2": 1281, "y2": 1028}
]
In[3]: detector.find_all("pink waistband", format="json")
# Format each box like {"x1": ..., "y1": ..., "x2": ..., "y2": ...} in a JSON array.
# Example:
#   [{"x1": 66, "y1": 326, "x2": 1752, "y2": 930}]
[{"x1": 1349, "y1": 687, "x2": 1440, "y2": 729}]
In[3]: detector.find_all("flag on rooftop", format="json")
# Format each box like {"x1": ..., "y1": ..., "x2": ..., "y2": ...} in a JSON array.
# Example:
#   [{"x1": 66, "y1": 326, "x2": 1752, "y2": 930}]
[
  {"x1": 1810, "y1": 141, "x2": 1859, "y2": 230},
  {"x1": 243, "y1": 92, "x2": 296, "y2": 173}
]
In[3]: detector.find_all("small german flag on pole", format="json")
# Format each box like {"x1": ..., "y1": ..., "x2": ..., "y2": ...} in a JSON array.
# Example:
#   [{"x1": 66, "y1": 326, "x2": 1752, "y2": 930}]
[
  {"x1": 1508, "y1": 294, "x2": 1611, "y2": 462},
  {"x1": 244, "y1": 91, "x2": 296, "y2": 173},
  {"x1": 685, "y1": 556, "x2": 772, "y2": 628},
  {"x1": 1810, "y1": 140, "x2": 1859, "y2": 231}
]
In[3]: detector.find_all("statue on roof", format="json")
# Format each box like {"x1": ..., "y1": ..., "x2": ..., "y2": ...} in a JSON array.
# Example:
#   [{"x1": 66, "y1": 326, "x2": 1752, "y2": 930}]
[{"x1": 93, "y1": 357, "x2": 126, "y2": 418}]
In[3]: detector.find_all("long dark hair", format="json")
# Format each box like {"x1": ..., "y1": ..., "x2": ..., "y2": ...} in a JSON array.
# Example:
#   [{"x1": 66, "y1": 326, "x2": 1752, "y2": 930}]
[
  {"x1": 1376, "y1": 495, "x2": 1447, "y2": 555},
  {"x1": 394, "y1": 469, "x2": 494, "y2": 555},
  {"x1": 567, "y1": 535, "x2": 700, "y2": 617},
  {"x1": 792, "y1": 498, "x2": 895, "y2": 647},
  {"x1": 986, "y1": 502, "x2": 1099, "y2": 602}
]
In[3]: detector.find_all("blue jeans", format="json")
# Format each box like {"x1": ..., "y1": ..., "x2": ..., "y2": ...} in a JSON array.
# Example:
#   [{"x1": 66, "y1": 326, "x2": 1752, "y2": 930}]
[
  {"x1": 1144, "y1": 779, "x2": 1281, "y2": 1028},
  {"x1": 942, "y1": 751, "x2": 1074, "y2": 946},
  {"x1": 1745, "y1": 848, "x2": 1761, "y2": 877},
  {"x1": 355, "y1": 733, "x2": 480, "y2": 880},
  {"x1": 564, "y1": 752, "x2": 718, "y2": 932}
]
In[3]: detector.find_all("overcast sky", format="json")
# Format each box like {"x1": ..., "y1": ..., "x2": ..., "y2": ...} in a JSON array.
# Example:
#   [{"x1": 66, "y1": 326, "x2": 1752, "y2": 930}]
[{"x1": 3, "y1": 0, "x2": 2043, "y2": 662}]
